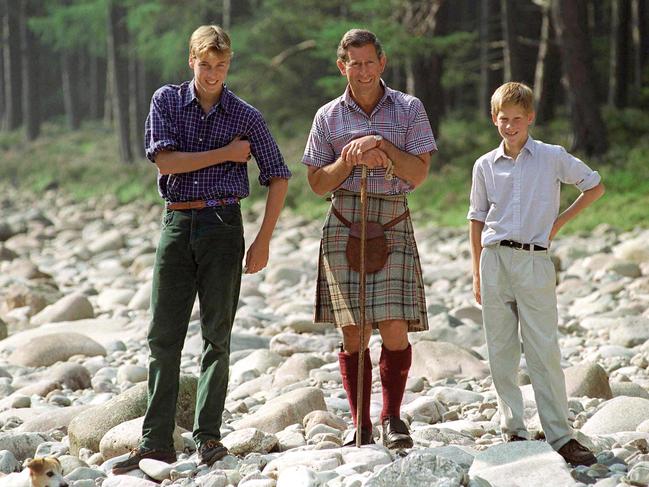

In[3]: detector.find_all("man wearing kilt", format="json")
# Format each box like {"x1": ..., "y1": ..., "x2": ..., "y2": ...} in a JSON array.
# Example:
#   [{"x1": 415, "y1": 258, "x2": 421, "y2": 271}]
[{"x1": 302, "y1": 29, "x2": 437, "y2": 448}]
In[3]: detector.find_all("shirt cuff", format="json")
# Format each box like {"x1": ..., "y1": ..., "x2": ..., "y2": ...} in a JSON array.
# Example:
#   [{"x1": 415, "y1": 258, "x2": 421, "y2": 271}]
[
  {"x1": 258, "y1": 165, "x2": 292, "y2": 186},
  {"x1": 146, "y1": 140, "x2": 177, "y2": 163},
  {"x1": 467, "y1": 208, "x2": 487, "y2": 221},
  {"x1": 575, "y1": 171, "x2": 601, "y2": 192}
]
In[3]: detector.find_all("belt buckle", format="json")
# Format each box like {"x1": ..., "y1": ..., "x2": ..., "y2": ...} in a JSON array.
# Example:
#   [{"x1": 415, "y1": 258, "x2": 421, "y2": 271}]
[{"x1": 205, "y1": 199, "x2": 219, "y2": 207}]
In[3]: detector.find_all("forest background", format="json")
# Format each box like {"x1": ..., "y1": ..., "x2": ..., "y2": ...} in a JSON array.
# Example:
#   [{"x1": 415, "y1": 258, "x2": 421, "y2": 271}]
[{"x1": 1, "y1": 0, "x2": 648, "y2": 231}]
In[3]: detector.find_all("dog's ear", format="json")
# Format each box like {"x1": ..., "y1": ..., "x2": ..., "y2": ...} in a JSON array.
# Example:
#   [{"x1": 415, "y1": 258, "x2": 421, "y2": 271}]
[{"x1": 26, "y1": 458, "x2": 45, "y2": 473}]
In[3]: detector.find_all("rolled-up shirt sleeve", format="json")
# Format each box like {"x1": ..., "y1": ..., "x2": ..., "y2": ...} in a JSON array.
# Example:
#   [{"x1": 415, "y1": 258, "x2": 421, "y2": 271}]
[
  {"x1": 467, "y1": 160, "x2": 489, "y2": 222},
  {"x1": 302, "y1": 111, "x2": 335, "y2": 168},
  {"x1": 555, "y1": 146, "x2": 601, "y2": 191},
  {"x1": 144, "y1": 89, "x2": 179, "y2": 163},
  {"x1": 248, "y1": 111, "x2": 291, "y2": 186},
  {"x1": 405, "y1": 98, "x2": 437, "y2": 156}
]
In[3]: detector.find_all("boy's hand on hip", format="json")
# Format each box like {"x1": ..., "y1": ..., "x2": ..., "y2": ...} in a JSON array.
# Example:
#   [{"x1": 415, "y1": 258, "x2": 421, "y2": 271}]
[
  {"x1": 244, "y1": 238, "x2": 269, "y2": 274},
  {"x1": 473, "y1": 275, "x2": 481, "y2": 305}
]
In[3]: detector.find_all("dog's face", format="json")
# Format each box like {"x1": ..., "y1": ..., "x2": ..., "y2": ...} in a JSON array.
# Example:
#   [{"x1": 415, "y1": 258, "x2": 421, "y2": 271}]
[{"x1": 26, "y1": 458, "x2": 67, "y2": 487}]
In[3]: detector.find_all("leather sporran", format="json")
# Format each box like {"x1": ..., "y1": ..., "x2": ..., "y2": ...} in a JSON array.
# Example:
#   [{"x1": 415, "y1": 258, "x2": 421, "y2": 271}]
[
  {"x1": 331, "y1": 205, "x2": 410, "y2": 275},
  {"x1": 346, "y1": 221, "x2": 389, "y2": 273}
]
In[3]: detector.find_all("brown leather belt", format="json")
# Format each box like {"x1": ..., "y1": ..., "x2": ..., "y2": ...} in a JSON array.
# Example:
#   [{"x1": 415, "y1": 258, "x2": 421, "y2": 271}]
[
  {"x1": 499, "y1": 239, "x2": 546, "y2": 251},
  {"x1": 166, "y1": 197, "x2": 239, "y2": 211}
]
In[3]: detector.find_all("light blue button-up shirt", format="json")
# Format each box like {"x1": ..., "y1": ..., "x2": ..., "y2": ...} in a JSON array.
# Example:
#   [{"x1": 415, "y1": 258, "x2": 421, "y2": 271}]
[{"x1": 467, "y1": 136, "x2": 601, "y2": 248}]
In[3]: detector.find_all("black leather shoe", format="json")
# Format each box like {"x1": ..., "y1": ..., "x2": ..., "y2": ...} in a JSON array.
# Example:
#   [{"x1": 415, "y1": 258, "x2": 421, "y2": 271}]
[
  {"x1": 381, "y1": 416, "x2": 413, "y2": 449},
  {"x1": 198, "y1": 439, "x2": 228, "y2": 466},
  {"x1": 343, "y1": 428, "x2": 375, "y2": 446}
]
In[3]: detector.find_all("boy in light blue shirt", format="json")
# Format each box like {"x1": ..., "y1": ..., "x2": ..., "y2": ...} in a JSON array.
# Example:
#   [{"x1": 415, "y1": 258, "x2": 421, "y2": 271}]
[{"x1": 468, "y1": 82, "x2": 605, "y2": 466}]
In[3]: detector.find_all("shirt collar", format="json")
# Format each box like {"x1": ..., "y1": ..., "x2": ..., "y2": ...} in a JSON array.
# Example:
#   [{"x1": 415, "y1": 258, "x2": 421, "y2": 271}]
[
  {"x1": 183, "y1": 81, "x2": 232, "y2": 114},
  {"x1": 341, "y1": 79, "x2": 394, "y2": 112},
  {"x1": 494, "y1": 135, "x2": 536, "y2": 162}
]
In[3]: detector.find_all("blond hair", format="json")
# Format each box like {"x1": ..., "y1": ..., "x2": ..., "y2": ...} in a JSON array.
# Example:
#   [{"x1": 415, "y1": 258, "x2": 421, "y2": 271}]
[
  {"x1": 491, "y1": 82, "x2": 534, "y2": 115},
  {"x1": 189, "y1": 25, "x2": 231, "y2": 58}
]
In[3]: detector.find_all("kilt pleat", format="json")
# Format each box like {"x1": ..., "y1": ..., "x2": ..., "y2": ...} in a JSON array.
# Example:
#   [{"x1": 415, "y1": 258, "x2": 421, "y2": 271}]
[{"x1": 315, "y1": 189, "x2": 428, "y2": 331}]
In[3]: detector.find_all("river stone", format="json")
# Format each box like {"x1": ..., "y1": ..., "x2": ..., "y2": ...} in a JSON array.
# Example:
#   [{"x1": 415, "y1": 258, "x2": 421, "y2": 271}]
[
  {"x1": 0, "y1": 318, "x2": 7, "y2": 341},
  {"x1": 230, "y1": 350, "x2": 283, "y2": 385},
  {"x1": 0, "y1": 432, "x2": 50, "y2": 461},
  {"x1": 30, "y1": 293, "x2": 94, "y2": 325},
  {"x1": 8, "y1": 332, "x2": 105, "y2": 367},
  {"x1": 303, "y1": 410, "x2": 348, "y2": 432},
  {"x1": 627, "y1": 461, "x2": 649, "y2": 486},
  {"x1": 0, "y1": 450, "x2": 20, "y2": 474},
  {"x1": 273, "y1": 354, "x2": 325, "y2": 389},
  {"x1": 222, "y1": 428, "x2": 278, "y2": 456},
  {"x1": 469, "y1": 442, "x2": 575, "y2": 486},
  {"x1": 232, "y1": 387, "x2": 327, "y2": 434},
  {"x1": 610, "y1": 382, "x2": 649, "y2": 399},
  {"x1": 50, "y1": 362, "x2": 92, "y2": 390},
  {"x1": 613, "y1": 237, "x2": 649, "y2": 263},
  {"x1": 425, "y1": 446, "x2": 477, "y2": 469},
  {"x1": 65, "y1": 466, "x2": 106, "y2": 481},
  {"x1": 138, "y1": 458, "x2": 173, "y2": 481},
  {"x1": 96, "y1": 288, "x2": 135, "y2": 308},
  {"x1": 276, "y1": 465, "x2": 319, "y2": 487},
  {"x1": 99, "y1": 416, "x2": 184, "y2": 460},
  {"x1": 68, "y1": 375, "x2": 196, "y2": 454},
  {"x1": 411, "y1": 426, "x2": 475, "y2": 447},
  {"x1": 564, "y1": 362, "x2": 613, "y2": 399},
  {"x1": 229, "y1": 375, "x2": 274, "y2": 401},
  {"x1": 609, "y1": 317, "x2": 649, "y2": 347},
  {"x1": 401, "y1": 396, "x2": 445, "y2": 423},
  {"x1": 116, "y1": 364, "x2": 148, "y2": 384},
  {"x1": 102, "y1": 477, "x2": 158, "y2": 487},
  {"x1": 18, "y1": 405, "x2": 92, "y2": 433},
  {"x1": 86, "y1": 229, "x2": 124, "y2": 255},
  {"x1": 263, "y1": 449, "x2": 342, "y2": 474},
  {"x1": 269, "y1": 333, "x2": 339, "y2": 356},
  {"x1": 128, "y1": 281, "x2": 152, "y2": 310},
  {"x1": 411, "y1": 341, "x2": 489, "y2": 381},
  {"x1": 582, "y1": 397, "x2": 649, "y2": 435},
  {"x1": 365, "y1": 450, "x2": 466, "y2": 487}
]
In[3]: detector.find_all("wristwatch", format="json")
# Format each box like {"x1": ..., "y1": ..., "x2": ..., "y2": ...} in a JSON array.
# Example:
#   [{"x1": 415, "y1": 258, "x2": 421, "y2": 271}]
[{"x1": 373, "y1": 134, "x2": 383, "y2": 148}]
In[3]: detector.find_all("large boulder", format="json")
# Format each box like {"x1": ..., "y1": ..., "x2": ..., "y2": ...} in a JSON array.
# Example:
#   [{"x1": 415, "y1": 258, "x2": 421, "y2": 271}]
[
  {"x1": 365, "y1": 450, "x2": 466, "y2": 487},
  {"x1": 564, "y1": 362, "x2": 612, "y2": 399},
  {"x1": 581, "y1": 397, "x2": 649, "y2": 435},
  {"x1": 30, "y1": 293, "x2": 94, "y2": 325},
  {"x1": 272, "y1": 354, "x2": 325, "y2": 389},
  {"x1": 232, "y1": 387, "x2": 327, "y2": 434},
  {"x1": 469, "y1": 442, "x2": 576, "y2": 487},
  {"x1": 99, "y1": 417, "x2": 184, "y2": 460},
  {"x1": 411, "y1": 341, "x2": 489, "y2": 381},
  {"x1": 18, "y1": 405, "x2": 93, "y2": 433},
  {"x1": 68, "y1": 375, "x2": 197, "y2": 454},
  {"x1": 0, "y1": 432, "x2": 51, "y2": 461},
  {"x1": 7, "y1": 333, "x2": 105, "y2": 367}
]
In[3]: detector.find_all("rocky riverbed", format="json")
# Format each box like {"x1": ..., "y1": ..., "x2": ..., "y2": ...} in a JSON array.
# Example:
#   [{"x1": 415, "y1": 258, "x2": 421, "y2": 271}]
[{"x1": 1, "y1": 190, "x2": 649, "y2": 487}]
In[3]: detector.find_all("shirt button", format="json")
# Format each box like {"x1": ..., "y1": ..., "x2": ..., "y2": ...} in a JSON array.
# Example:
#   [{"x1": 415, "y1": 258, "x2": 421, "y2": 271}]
[
  {"x1": 368, "y1": 121, "x2": 372, "y2": 126},
  {"x1": 199, "y1": 138, "x2": 203, "y2": 142},
  {"x1": 194, "y1": 181, "x2": 198, "y2": 185},
  {"x1": 201, "y1": 116, "x2": 205, "y2": 120}
]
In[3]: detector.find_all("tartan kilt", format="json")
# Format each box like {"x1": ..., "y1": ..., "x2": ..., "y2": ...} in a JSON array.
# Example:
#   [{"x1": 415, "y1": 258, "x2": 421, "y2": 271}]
[{"x1": 315, "y1": 189, "x2": 428, "y2": 331}]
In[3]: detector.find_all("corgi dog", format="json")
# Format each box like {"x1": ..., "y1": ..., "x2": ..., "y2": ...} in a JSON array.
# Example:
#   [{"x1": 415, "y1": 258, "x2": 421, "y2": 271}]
[{"x1": 0, "y1": 457, "x2": 68, "y2": 487}]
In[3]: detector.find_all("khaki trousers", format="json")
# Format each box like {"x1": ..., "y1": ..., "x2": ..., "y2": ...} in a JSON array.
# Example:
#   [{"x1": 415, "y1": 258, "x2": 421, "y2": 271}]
[{"x1": 480, "y1": 244, "x2": 572, "y2": 450}]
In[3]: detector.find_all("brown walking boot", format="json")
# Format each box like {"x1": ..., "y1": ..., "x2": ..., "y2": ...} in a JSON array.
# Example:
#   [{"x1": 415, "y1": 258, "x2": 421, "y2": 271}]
[
  {"x1": 112, "y1": 447, "x2": 176, "y2": 475},
  {"x1": 557, "y1": 439, "x2": 597, "y2": 466},
  {"x1": 198, "y1": 439, "x2": 228, "y2": 466}
]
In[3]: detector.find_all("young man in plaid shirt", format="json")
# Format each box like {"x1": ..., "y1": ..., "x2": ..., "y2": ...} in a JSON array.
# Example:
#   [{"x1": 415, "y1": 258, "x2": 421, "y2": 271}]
[
  {"x1": 113, "y1": 25, "x2": 291, "y2": 474},
  {"x1": 303, "y1": 29, "x2": 436, "y2": 448}
]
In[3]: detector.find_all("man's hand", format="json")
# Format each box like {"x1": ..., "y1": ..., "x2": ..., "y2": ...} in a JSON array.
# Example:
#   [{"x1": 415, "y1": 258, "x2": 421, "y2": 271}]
[
  {"x1": 341, "y1": 135, "x2": 379, "y2": 165},
  {"x1": 473, "y1": 274, "x2": 481, "y2": 305},
  {"x1": 226, "y1": 136, "x2": 251, "y2": 163},
  {"x1": 244, "y1": 237, "x2": 270, "y2": 274},
  {"x1": 357, "y1": 148, "x2": 389, "y2": 169}
]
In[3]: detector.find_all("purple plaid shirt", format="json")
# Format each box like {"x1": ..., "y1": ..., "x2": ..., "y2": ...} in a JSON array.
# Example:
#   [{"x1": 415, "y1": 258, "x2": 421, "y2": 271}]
[
  {"x1": 145, "y1": 80, "x2": 291, "y2": 202},
  {"x1": 302, "y1": 81, "x2": 437, "y2": 194}
]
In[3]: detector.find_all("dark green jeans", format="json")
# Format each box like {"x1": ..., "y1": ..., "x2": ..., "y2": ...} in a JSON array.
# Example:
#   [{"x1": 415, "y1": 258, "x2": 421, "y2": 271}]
[{"x1": 141, "y1": 205, "x2": 244, "y2": 451}]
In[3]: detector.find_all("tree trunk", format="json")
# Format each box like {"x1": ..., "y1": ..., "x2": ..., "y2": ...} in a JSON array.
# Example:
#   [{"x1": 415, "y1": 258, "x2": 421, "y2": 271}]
[
  {"x1": 61, "y1": 49, "x2": 81, "y2": 130},
  {"x1": 2, "y1": 0, "x2": 22, "y2": 130},
  {"x1": 479, "y1": 0, "x2": 502, "y2": 116},
  {"x1": 89, "y1": 54, "x2": 106, "y2": 120},
  {"x1": 19, "y1": 0, "x2": 39, "y2": 139},
  {"x1": 501, "y1": 0, "x2": 540, "y2": 85},
  {"x1": 533, "y1": 2, "x2": 561, "y2": 124},
  {"x1": 608, "y1": 0, "x2": 632, "y2": 107},
  {"x1": 107, "y1": 0, "x2": 132, "y2": 163},
  {"x1": 223, "y1": 0, "x2": 231, "y2": 31},
  {"x1": 552, "y1": 0, "x2": 608, "y2": 156},
  {"x1": 631, "y1": 0, "x2": 649, "y2": 89}
]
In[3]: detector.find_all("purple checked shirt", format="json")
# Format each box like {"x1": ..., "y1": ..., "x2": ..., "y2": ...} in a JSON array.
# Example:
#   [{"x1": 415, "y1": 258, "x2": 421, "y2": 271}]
[
  {"x1": 302, "y1": 81, "x2": 437, "y2": 194},
  {"x1": 145, "y1": 81, "x2": 291, "y2": 202}
]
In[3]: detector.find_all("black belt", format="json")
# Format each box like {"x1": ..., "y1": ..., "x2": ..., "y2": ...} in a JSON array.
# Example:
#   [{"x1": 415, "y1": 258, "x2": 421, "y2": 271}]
[{"x1": 499, "y1": 240, "x2": 547, "y2": 251}]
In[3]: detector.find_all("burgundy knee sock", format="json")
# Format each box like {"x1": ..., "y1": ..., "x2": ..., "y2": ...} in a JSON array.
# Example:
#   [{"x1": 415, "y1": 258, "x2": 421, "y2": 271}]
[
  {"x1": 379, "y1": 344, "x2": 412, "y2": 422},
  {"x1": 338, "y1": 349, "x2": 372, "y2": 430}
]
